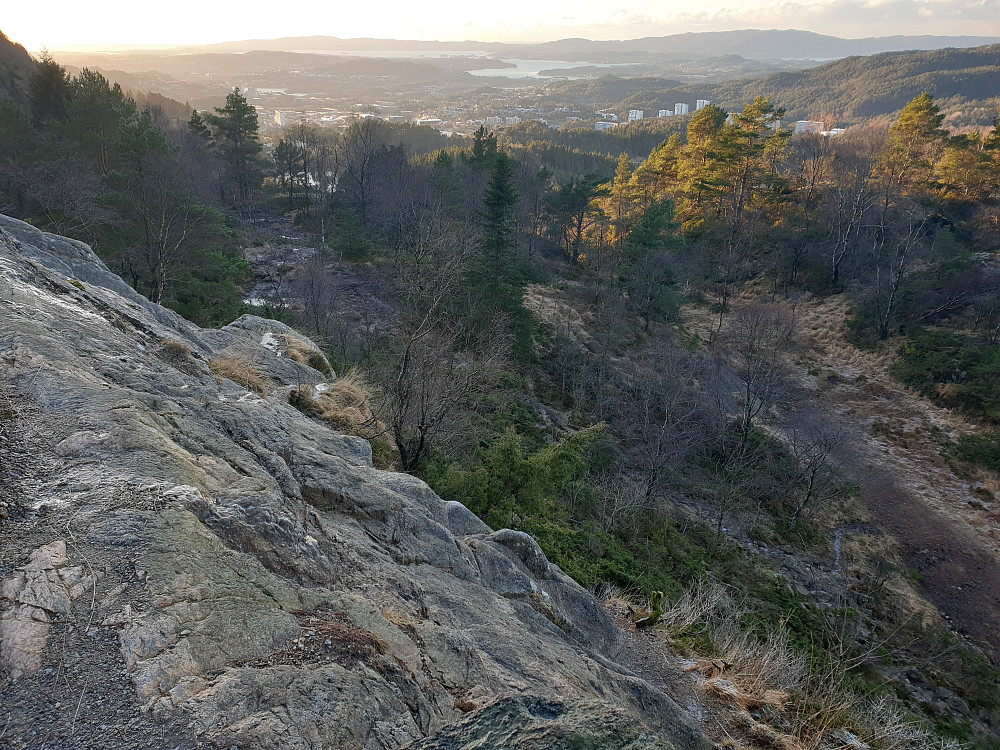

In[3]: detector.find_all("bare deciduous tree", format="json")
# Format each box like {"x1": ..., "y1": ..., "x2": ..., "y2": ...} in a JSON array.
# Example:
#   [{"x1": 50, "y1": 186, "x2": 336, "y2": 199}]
[
  {"x1": 783, "y1": 410, "x2": 853, "y2": 525},
  {"x1": 372, "y1": 312, "x2": 510, "y2": 472},
  {"x1": 717, "y1": 302, "x2": 796, "y2": 448}
]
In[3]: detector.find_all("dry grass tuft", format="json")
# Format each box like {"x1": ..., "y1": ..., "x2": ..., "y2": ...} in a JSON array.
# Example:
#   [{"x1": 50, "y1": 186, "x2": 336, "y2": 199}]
[
  {"x1": 684, "y1": 659, "x2": 731, "y2": 679},
  {"x1": 283, "y1": 335, "x2": 333, "y2": 375},
  {"x1": 383, "y1": 608, "x2": 419, "y2": 631},
  {"x1": 713, "y1": 622, "x2": 806, "y2": 698},
  {"x1": 209, "y1": 354, "x2": 270, "y2": 396},
  {"x1": 157, "y1": 339, "x2": 204, "y2": 376},
  {"x1": 660, "y1": 580, "x2": 728, "y2": 633},
  {"x1": 705, "y1": 678, "x2": 750, "y2": 709},
  {"x1": 591, "y1": 581, "x2": 640, "y2": 620},
  {"x1": 759, "y1": 689, "x2": 791, "y2": 711},
  {"x1": 289, "y1": 371, "x2": 399, "y2": 469},
  {"x1": 314, "y1": 369, "x2": 376, "y2": 430},
  {"x1": 159, "y1": 339, "x2": 191, "y2": 357}
]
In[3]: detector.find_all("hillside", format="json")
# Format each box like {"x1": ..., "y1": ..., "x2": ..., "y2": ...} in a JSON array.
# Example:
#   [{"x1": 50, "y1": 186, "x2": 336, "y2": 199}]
[
  {"x1": 0, "y1": 29, "x2": 35, "y2": 105},
  {"x1": 550, "y1": 44, "x2": 1000, "y2": 124},
  {"x1": 0, "y1": 214, "x2": 710, "y2": 748},
  {"x1": 705, "y1": 43, "x2": 1000, "y2": 121}
]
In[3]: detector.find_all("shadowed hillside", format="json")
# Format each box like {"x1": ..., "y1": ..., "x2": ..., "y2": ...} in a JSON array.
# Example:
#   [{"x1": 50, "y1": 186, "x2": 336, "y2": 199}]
[{"x1": 0, "y1": 30, "x2": 35, "y2": 105}]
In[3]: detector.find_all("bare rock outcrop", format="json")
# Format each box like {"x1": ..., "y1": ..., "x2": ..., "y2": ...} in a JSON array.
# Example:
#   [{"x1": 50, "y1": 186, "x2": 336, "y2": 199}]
[
  {"x1": 0, "y1": 540, "x2": 97, "y2": 679},
  {"x1": 0, "y1": 214, "x2": 711, "y2": 749}
]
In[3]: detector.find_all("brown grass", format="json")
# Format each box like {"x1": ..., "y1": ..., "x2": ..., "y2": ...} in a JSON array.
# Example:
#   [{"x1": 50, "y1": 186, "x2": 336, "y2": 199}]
[
  {"x1": 382, "y1": 608, "x2": 418, "y2": 632},
  {"x1": 209, "y1": 354, "x2": 270, "y2": 396},
  {"x1": 159, "y1": 339, "x2": 191, "y2": 357},
  {"x1": 314, "y1": 369, "x2": 376, "y2": 430},
  {"x1": 156, "y1": 339, "x2": 205, "y2": 377},
  {"x1": 283, "y1": 335, "x2": 333, "y2": 375},
  {"x1": 289, "y1": 371, "x2": 399, "y2": 469}
]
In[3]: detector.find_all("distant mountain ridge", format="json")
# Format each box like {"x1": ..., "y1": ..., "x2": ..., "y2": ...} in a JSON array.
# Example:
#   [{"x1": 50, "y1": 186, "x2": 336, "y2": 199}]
[{"x1": 191, "y1": 29, "x2": 1000, "y2": 61}]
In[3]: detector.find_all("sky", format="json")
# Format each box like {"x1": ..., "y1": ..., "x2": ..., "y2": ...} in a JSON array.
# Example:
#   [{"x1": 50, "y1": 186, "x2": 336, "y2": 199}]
[{"x1": 5, "y1": 0, "x2": 1000, "y2": 51}]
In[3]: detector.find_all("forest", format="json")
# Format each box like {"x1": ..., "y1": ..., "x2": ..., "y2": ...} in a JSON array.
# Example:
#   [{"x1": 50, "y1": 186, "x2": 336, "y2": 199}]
[
  {"x1": 2, "y1": 46, "x2": 1000, "y2": 748},
  {"x1": 549, "y1": 44, "x2": 1000, "y2": 129}
]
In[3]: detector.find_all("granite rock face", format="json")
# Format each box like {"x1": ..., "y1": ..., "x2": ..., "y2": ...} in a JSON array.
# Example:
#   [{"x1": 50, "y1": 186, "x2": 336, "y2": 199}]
[{"x1": 0, "y1": 215, "x2": 711, "y2": 749}]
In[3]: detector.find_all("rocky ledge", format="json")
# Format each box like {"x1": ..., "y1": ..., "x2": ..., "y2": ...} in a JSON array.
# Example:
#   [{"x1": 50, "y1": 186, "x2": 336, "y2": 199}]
[{"x1": 0, "y1": 214, "x2": 710, "y2": 749}]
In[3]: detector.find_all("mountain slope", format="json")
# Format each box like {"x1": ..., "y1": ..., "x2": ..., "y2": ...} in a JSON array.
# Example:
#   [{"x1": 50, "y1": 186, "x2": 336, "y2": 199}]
[
  {"x1": 587, "y1": 44, "x2": 1000, "y2": 123},
  {"x1": 0, "y1": 213, "x2": 710, "y2": 749},
  {"x1": 707, "y1": 43, "x2": 1000, "y2": 119},
  {"x1": 0, "y1": 29, "x2": 35, "y2": 105}
]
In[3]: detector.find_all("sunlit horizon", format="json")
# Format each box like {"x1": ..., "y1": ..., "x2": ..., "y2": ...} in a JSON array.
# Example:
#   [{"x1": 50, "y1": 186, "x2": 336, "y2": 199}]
[{"x1": 6, "y1": 0, "x2": 1000, "y2": 55}]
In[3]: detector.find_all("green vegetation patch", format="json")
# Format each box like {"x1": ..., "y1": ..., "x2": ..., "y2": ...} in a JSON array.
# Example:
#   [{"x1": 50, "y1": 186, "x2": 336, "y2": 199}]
[
  {"x1": 890, "y1": 329, "x2": 1000, "y2": 420},
  {"x1": 949, "y1": 431, "x2": 1000, "y2": 473}
]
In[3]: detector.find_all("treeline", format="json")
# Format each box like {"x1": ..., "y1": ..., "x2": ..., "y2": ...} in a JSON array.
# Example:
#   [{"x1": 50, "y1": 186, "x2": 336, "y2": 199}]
[
  {"x1": 0, "y1": 56, "x2": 261, "y2": 325},
  {"x1": 565, "y1": 94, "x2": 1000, "y2": 340},
  {"x1": 504, "y1": 119, "x2": 687, "y2": 161}
]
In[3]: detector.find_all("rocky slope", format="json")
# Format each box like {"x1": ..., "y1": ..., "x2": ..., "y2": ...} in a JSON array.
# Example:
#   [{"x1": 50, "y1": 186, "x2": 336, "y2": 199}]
[{"x1": 0, "y1": 214, "x2": 711, "y2": 748}]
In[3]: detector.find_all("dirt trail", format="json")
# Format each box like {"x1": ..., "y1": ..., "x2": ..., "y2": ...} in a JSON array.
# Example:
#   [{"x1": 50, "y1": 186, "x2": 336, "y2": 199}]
[
  {"x1": 795, "y1": 296, "x2": 1000, "y2": 660},
  {"x1": 681, "y1": 295, "x2": 1000, "y2": 660}
]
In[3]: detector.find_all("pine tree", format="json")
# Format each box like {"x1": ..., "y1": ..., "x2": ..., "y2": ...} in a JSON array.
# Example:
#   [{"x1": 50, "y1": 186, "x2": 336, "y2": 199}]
[
  {"x1": 204, "y1": 88, "x2": 264, "y2": 204},
  {"x1": 607, "y1": 152, "x2": 637, "y2": 250},
  {"x1": 884, "y1": 92, "x2": 948, "y2": 195},
  {"x1": 467, "y1": 125, "x2": 499, "y2": 168},
  {"x1": 65, "y1": 68, "x2": 136, "y2": 174},
  {"x1": 187, "y1": 110, "x2": 212, "y2": 142},
  {"x1": 28, "y1": 52, "x2": 68, "y2": 125},
  {"x1": 480, "y1": 151, "x2": 519, "y2": 292}
]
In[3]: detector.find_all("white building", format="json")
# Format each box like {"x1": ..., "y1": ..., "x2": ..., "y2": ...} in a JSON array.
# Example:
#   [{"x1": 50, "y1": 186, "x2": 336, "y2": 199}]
[
  {"x1": 505, "y1": 116, "x2": 521, "y2": 125},
  {"x1": 696, "y1": 100, "x2": 710, "y2": 110},
  {"x1": 794, "y1": 120, "x2": 824, "y2": 135},
  {"x1": 628, "y1": 110, "x2": 644, "y2": 122},
  {"x1": 658, "y1": 109, "x2": 673, "y2": 117},
  {"x1": 485, "y1": 116, "x2": 503, "y2": 125},
  {"x1": 274, "y1": 110, "x2": 304, "y2": 127},
  {"x1": 674, "y1": 103, "x2": 689, "y2": 116},
  {"x1": 595, "y1": 121, "x2": 617, "y2": 131},
  {"x1": 821, "y1": 127, "x2": 847, "y2": 137}
]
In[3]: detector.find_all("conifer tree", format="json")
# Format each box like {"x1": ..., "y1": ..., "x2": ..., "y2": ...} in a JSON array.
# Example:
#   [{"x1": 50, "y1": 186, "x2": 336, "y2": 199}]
[
  {"x1": 204, "y1": 88, "x2": 264, "y2": 204},
  {"x1": 607, "y1": 152, "x2": 637, "y2": 250},
  {"x1": 65, "y1": 69, "x2": 136, "y2": 174},
  {"x1": 884, "y1": 92, "x2": 948, "y2": 196},
  {"x1": 28, "y1": 52, "x2": 67, "y2": 125}
]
